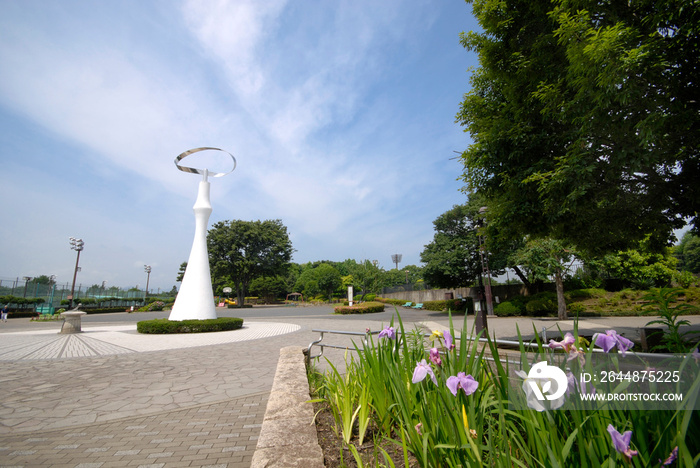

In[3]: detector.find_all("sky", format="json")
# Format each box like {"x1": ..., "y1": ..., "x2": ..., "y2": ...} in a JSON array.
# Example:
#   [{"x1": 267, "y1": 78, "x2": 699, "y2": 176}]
[{"x1": 0, "y1": 0, "x2": 481, "y2": 293}]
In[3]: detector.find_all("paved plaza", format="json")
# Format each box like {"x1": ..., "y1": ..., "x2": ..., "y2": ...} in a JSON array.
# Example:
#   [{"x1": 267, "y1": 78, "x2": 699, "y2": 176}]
[{"x1": 1, "y1": 306, "x2": 698, "y2": 467}]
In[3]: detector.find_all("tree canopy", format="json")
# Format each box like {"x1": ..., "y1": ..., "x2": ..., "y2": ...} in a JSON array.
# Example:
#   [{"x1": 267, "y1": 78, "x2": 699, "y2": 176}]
[
  {"x1": 674, "y1": 231, "x2": 700, "y2": 274},
  {"x1": 207, "y1": 219, "x2": 294, "y2": 305},
  {"x1": 421, "y1": 196, "x2": 507, "y2": 288},
  {"x1": 457, "y1": 0, "x2": 699, "y2": 255}
]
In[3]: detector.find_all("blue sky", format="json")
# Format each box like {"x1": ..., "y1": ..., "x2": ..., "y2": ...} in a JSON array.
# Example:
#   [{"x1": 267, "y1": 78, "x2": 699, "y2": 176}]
[{"x1": 0, "y1": 0, "x2": 480, "y2": 293}]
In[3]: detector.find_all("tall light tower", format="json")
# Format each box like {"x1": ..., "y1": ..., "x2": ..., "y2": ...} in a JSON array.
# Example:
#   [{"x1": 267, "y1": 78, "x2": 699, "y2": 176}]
[
  {"x1": 391, "y1": 254, "x2": 402, "y2": 270},
  {"x1": 68, "y1": 237, "x2": 84, "y2": 309},
  {"x1": 144, "y1": 265, "x2": 152, "y2": 298}
]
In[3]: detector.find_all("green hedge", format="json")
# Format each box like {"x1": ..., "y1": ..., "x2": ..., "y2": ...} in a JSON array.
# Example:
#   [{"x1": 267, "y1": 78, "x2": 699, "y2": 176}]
[
  {"x1": 334, "y1": 301, "x2": 386, "y2": 315},
  {"x1": 137, "y1": 317, "x2": 244, "y2": 334},
  {"x1": 525, "y1": 298, "x2": 557, "y2": 316},
  {"x1": 423, "y1": 299, "x2": 473, "y2": 314},
  {"x1": 375, "y1": 297, "x2": 406, "y2": 306},
  {"x1": 495, "y1": 301, "x2": 521, "y2": 316},
  {"x1": 0, "y1": 296, "x2": 45, "y2": 307}
]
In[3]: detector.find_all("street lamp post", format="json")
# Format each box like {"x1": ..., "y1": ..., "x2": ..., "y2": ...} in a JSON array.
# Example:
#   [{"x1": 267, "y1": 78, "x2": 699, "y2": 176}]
[
  {"x1": 474, "y1": 207, "x2": 494, "y2": 334},
  {"x1": 68, "y1": 237, "x2": 84, "y2": 309},
  {"x1": 144, "y1": 265, "x2": 152, "y2": 299},
  {"x1": 22, "y1": 277, "x2": 32, "y2": 298}
]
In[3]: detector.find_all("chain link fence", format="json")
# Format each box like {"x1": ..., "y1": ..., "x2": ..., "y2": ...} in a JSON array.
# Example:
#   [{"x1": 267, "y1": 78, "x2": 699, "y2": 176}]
[{"x1": 0, "y1": 277, "x2": 148, "y2": 310}]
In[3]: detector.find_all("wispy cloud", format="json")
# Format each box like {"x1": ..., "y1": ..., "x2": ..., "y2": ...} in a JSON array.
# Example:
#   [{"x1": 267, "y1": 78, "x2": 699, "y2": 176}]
[{"x1": 0, "y1": 0, "x2": 474, "y2": 288}]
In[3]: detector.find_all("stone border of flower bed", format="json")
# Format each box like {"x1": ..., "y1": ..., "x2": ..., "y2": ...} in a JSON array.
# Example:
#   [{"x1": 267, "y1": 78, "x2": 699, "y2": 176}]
[{"x1": 251, "y1": 346, "x2": 325, "y2": 468}]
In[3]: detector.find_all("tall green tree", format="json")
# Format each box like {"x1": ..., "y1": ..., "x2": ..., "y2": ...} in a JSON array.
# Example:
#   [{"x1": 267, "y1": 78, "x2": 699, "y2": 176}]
[
  {"x1": 421, "y1": 204, "x2": 481, "y2": 288},
  {"x1": 675, "y1": 232, "x2": 700, "y2": 274},
  {"x1": 421, "y1": 197, "x2": 506, "y2": 288},
  {"x1": 249, "y1": 276, "x2": 288, "y2": 302},
  {"x1": 512, "y1": 238, "x2": 576, "y2": 320},
  {"x1": 207, "y1": 219, "x2": 294, "y2": 306},
  {"x1": 176, "y1": 262, "x2": 187, "y2": 283},
  {"x1": 457, "y1": 0, "x2": 699, "y2": 256},
  {"x1": 315, "y1": 263, "x2": 343, "y2": 300}
]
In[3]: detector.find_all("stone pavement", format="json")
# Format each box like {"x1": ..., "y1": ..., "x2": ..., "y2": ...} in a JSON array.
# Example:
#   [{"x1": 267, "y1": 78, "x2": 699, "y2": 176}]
[
  {"x1": 1, "y1": 308, "x2": 698, "y2": 468},
  {"x1": 0, "y1": 311, "x2": 400, "y2": 468}
]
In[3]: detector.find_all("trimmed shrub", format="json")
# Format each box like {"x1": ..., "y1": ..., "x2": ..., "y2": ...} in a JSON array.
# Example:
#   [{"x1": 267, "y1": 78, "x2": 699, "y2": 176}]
[
  {"x1": 423, "y1": 299, "x2": 471, "y2": 314},
  {"x1": 568, "y1": 302, "x2": 586, "y2": 315},
  {"x1": 138, "y1": 301, "x2": 166, "y2": 312},
  {"x1": 566, "y1": 289, "x2": 595, "y2": 300},
  {"x1": 495, "y1": 301, "x2": 521, "y2": 316},
  {"x1": 334, "y1": 301, "x2": 386, "y2": 315},
  {"x1": 525, "y1": 298, "x2": 557, "y2": 316},
  {"x1": 137, "y1": 317, "x2": 244, "y2": 334},
  {"x1": 375, "y1": 297, "x2": 405, "y2": 306}
]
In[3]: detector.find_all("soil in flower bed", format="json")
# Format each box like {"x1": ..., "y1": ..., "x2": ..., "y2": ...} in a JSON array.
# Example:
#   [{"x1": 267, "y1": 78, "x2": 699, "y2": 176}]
[{"x1": 312, "y1": 400, "x2": 420, "y2": 467}]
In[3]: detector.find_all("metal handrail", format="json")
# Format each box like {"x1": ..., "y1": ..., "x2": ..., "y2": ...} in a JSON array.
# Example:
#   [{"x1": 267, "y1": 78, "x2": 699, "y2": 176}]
[{"x1": 306, "y1": 327, "x2": 678, "y2": 368}]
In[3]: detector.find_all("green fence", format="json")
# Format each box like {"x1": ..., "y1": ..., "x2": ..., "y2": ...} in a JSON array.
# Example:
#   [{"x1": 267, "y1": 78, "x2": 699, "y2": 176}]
[{"x1": 0, "y1": 278, "x2": 150, "y2": 310}]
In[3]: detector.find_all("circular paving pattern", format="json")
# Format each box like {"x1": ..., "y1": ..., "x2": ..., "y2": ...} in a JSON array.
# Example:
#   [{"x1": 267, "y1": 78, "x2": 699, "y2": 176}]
[{"x1": 0, "y1": 321, "x2": 301, "y2": 361}]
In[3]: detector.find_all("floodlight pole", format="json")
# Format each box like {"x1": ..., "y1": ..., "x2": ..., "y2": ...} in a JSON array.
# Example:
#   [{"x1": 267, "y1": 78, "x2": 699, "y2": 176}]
[
  {"x1": 69, "y1": 237, "x2": 84, "y2": 309},
  {"x1": 144, "y1": 265, "x2": 151, "y2": 299}
]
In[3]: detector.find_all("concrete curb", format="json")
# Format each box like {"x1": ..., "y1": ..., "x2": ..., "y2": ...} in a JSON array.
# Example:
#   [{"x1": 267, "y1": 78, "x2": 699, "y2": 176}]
[{"x1": 251, "y1": 346, "x2": 325, "y2": 468}]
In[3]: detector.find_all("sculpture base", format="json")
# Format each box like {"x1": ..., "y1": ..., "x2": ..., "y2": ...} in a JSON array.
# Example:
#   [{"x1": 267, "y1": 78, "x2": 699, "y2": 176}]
[{"x1": 60, "y1": 311, "x2": 87, "y2": 334}]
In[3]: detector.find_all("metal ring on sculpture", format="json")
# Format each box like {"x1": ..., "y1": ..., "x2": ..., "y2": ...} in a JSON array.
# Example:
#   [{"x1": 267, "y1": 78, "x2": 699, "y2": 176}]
[{"x1": 174, "y1": 147, "x2": 236, "y2": 177}]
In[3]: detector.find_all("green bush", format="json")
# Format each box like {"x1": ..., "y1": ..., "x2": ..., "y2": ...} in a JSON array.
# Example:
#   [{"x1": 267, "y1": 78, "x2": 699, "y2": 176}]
[
  {"x1": 334, "y1": 302, "x2": 386, "y2": 315},
  {"x1": 568, "y1": 302, "x2": 586, "y2": 315},
  {"x1": 525, "y1": 298, "x2": 557, "y2": 316},
  {"x1": 375, "y1": 297, "x2": 405, "y2": 306},
  {"x1": 494, "y1": 301, "x2": 520, "y2": 316},
  {"x1": 0, "y1": 296, "x2": 45, "y2": 307},
  {"x1": 423, "y1": 299, "x2": 472, "y2": 313},
  {"x1": 136, "y1": 317, "x2": 244, "y2": 334},
  {"x1": 673, "y1": 270, "x2": 697, "y2": 288},
  {"x1": 566, "y1": 289, "x2": 594, "y2": 299}
]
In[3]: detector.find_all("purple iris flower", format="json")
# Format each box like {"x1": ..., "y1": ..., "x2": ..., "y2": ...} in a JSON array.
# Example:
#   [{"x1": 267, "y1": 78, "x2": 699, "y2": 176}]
[
  {"x1": 412, "y1": 359, "x2": 437, "y2": 385},
  {"x1": 692, "y1": 347, "x2": 700, "y2": 364},
  {"x1": 595, "y1": 330, "x2": 634, "y2": 356},
  {"x1": 429, "y1": 348, "x2": 442, "y2": 366},
  {"x1": 378, "y1": 325, "x2": 396, "y2": 339},
  {"x1": 444, "y1": 330, "x2": 455, "y2": 350},
  {"x1": 446, "y1": 372, "x2": 479, "y2": 396},
  {"x1": 607, "y1": 424, "x2": 638, "y2": 460},
  {"x1": 549, "y1": 333, "x2": 576, "y2": 352},
  {"x1": 660, "y1": 446, "x2": 678, "y2": 466}
]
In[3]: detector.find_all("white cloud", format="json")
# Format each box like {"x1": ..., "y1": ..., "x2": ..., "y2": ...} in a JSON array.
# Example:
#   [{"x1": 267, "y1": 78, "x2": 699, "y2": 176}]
[{"x1": 0, "y1": 0, "x2": 475, "y2": 288}]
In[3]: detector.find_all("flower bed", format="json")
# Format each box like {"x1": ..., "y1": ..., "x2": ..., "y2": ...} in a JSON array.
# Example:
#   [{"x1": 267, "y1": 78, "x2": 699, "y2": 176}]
[
  {"x1": 309, "y1": 314, "x2": 699, "y2": 466},
  {"x1": 333, "y1": 301, "x2": 386, "y2": 315},
  {"x1": 136, "y1": 317, "x2": 243, "y2": 334}
]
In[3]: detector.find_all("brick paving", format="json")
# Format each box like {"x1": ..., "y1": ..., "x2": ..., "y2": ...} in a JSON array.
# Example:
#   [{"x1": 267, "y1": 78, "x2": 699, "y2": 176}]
[
  {"x1": 0, "y1": 311, "x2": 397, "y2": 468},
  {"x1": 0, "y1": 393, "x2": 266, "y2": 468},
  {"x1": 2, "y1": 307, "x2": 680, "y2": 467}
]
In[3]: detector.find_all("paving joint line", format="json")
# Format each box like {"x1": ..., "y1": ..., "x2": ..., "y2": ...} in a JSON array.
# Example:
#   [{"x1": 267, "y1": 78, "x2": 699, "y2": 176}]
[{"x1": 2, "y1": 390, "x2": 272, "y2": 436}]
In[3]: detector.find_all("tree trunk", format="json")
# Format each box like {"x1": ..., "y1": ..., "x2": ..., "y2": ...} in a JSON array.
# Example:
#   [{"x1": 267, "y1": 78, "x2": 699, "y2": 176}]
[
  {"x1": 237, "y1": 284, "x2": 245, "y2": 308},
  {"x1": 554, "y1": 268, "x2": 567, "y2": 320},
  {"x1": 511, "y1": 265, "x2": 533, "y2": 294}
]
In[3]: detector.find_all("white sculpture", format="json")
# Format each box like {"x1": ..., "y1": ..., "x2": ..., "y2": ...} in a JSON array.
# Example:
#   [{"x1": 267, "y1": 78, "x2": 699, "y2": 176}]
[{"x1": 169, "y1": 148, "x2": 236, "y2": 321}]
